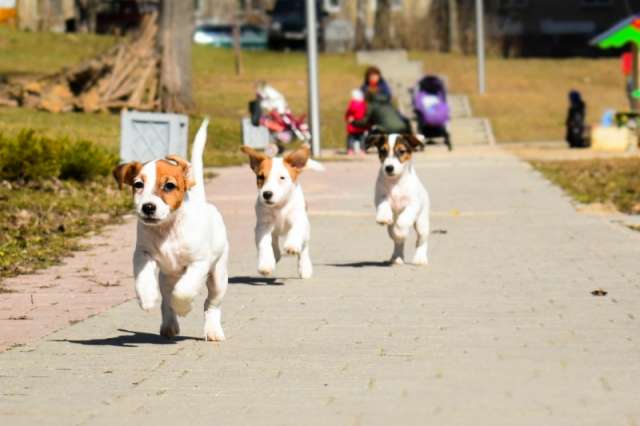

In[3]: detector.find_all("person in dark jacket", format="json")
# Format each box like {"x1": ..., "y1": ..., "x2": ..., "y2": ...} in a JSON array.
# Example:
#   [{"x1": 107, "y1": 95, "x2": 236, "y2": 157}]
[
  {"x1": 361, "y1": 66, "x2": 393, "y2": 100},
  {"x1": 565, "y1": 90, "x2": 587, "y2": 148},
  {"x1": 351, "y1": 91, "x2": 410, "y2": 135}
]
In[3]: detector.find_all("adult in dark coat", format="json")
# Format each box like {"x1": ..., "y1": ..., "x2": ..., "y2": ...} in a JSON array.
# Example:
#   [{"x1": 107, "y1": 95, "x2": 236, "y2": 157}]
[
  {"x1": 566, "y1": 90, "x2": 587, "y2": 148},
  {"x1": 351, "y1": 92, "x2": 410, "y2": 134},
  {"x1": 361, "y1": 66, "x2": 393, "y2": 100}
]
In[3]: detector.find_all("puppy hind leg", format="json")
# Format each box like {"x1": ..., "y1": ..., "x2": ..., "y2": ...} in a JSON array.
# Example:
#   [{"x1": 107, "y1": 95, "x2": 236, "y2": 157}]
[
  {"x1": 204, "y1": 247, "x2": 228, "y2": 342},
  {"x1": 412, "y1": 210, "x2": 429, "y2": 266},
  {"x1": 159, "y1": 273, "x2": 180, "y2": 338},
  {"x1": 297, "y1": 242, "x2": 313, "y2": 279},
  {"x1": 387, "y1": 225, "x2": 405, "y2": 265}
]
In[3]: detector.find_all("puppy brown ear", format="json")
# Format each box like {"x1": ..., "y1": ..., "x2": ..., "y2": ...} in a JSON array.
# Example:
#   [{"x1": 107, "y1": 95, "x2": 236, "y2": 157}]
[
  {"x1": 241, "y1": 146, "x2": 268, "y2": 174},
  {"x1": 165, "y1": 155, "x2": 195, "y2": 189},
  {"x1": 112, "y1": 161, "x2": 142, "y2": 189},
  {"x1": 402, "y1": 134, "x2": 423, "y2": 151},
  {"x1": 365, "y1": 133, "x2": 386, "y2": 150},
  {"x1": 284, "y1": 144, "x2": 310, "y2": 170}
]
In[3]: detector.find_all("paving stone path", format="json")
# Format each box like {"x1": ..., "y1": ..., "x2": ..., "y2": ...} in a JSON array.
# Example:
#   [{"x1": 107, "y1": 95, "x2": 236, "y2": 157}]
[{"x1": 1, "y1": 146, "x2": 639, "y2": 425}]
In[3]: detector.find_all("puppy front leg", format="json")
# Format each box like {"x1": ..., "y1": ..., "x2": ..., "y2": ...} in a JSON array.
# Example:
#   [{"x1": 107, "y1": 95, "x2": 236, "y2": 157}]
[
  {"x1": 283, "y1": 216, "x2": 308, "y2": 255},
  {"x1": 171, "y1": 260, "x2": 210, "y2": 317},
  {"x1": 133, "y1": 249, "x2": 161, "y2": 311},
  {"x1": 159, "y1": 273, "x2": 180, "y2": 338},
  {"x1": 256, "y1": 224, "x2": 276, "y2": 276},
  {"x1": 375, "y1": 198, "x2": 393, "y2": 225},
  {"x1": 394, "y1": 203, "x2": 420, "y2": 240}
]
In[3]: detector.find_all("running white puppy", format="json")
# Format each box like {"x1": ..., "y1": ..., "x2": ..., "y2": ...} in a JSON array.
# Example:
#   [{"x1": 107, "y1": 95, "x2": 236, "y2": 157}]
[
  {"x1": 366, "y1": 133, "x2": 430, "y2": 266},
  {"x1": 241, "y1": 144, "x2": 315, "y2": 279},
  {"x1": 112, "y1": 119, "x2": 229, "y2": 341}
]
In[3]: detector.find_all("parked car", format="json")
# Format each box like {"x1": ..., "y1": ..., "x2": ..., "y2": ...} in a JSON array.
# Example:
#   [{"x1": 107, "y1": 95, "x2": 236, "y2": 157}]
[
  {"x1": 193, "y1": 24, "x2": 267, "y2": 49},
  {"x1": 267, "y1": 0, "x2": 325, "y2": 50}
]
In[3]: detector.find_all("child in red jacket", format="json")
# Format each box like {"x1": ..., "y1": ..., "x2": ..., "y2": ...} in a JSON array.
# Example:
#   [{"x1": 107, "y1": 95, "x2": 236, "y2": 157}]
[{"x1": 345, "y1": 89, "x2": 367, "y2": 155}]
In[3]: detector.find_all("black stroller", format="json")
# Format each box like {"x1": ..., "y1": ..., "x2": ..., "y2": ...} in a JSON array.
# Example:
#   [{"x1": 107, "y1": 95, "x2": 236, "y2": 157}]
[{"x1": 412, "y1": 75, "x2": 452, "y2": 151}]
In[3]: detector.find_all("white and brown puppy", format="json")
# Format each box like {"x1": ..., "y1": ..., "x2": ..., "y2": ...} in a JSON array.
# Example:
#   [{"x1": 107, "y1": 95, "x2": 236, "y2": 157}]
[
  {"x1": 241, "y1": 144, "x2": 314, "y2": 279},
  {"x1": 367, "y1": 133, "x2": 430, "y2": 266},
  {"x1": 113, "y1": 119, "x2": 229, "y2": 341}
]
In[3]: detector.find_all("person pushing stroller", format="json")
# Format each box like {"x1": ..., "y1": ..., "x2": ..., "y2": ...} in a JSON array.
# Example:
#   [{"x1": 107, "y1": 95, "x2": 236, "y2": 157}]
[{"x1": 413, "y1": 75, "x2": 452, "y2": 151}]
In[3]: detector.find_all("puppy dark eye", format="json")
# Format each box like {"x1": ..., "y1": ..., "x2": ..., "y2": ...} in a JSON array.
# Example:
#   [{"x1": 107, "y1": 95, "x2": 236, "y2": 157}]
[
  {"x1": 133, "y1": 181, "x2": 144, "y2": 189},
  {"x1": 280, "y1": 176, "x2": 286, "y2": 180},
  {"x1": 163, "y1": 182, "x2": 176, "y2": 192}
]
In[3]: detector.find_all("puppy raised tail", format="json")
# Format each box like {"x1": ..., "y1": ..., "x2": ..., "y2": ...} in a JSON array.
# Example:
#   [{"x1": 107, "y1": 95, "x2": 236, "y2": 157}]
[
  {"x1": 190, "y1": 117, "x2": 209, "y2": 202},
  {"x1": 305, "y1": 159, "x2": 325, "y2": 172}
]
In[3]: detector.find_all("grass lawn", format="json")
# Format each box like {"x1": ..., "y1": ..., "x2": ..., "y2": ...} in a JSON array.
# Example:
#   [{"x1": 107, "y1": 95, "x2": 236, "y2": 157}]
[
  {"x1": 410, "y1": 52, "x2": 628, "y2": 142},
  {"x1": 0, "y1": 178, "x2": 130, "y2": 284},
  {"x1": 531, "y1": 158, "x2": 640, "y2": 214},
  {"x1": 0, "y1": 26, "x2": 365, "y2": 165}
]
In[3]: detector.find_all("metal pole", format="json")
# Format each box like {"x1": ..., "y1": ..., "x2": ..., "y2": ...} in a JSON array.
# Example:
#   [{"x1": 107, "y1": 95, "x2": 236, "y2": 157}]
[
  {"x1": 475, "y1": 0, "x2": 486, "y2": 94},
  {"x1": 305, "y1": 0, "x2": 321, "y2": 157}
]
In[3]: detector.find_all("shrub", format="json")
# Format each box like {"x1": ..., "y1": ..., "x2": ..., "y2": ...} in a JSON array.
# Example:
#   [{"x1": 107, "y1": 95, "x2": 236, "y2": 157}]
[
  {"x1": 0, "y1": 130, "x2": 117, "y2": 182},
  {"x1": 60, "y1": 140, "x2": 118, "y2": 181},
  {"x1": 0, "y1": 130, "x2": 63, "y2": 181}
]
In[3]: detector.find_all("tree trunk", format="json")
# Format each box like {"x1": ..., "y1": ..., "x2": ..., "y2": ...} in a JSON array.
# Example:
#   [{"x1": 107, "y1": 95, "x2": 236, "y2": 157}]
[
  {"x1": 354, "y1": 0, "x2": 367, "y2": 50},
  {"x1": 159, "y1": 0, "x2": 193, "y2": 113},
  {"x1": 371, "y1": 0, "x2": 393, "y2": 49},
  {"x1": 448, "y1": 0, "x2": 461, "y2": 53}
]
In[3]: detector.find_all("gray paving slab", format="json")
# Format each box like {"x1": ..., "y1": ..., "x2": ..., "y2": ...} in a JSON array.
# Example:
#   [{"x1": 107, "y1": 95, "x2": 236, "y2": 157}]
[{"x1": 1, "y1": 146, "x2": 640, "y2": 425}]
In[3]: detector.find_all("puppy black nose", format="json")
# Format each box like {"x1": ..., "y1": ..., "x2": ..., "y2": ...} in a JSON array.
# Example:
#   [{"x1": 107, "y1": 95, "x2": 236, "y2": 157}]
[
  {"x1": 142, "y1": 203, "x2": 156, "y2": 216},
  {"x1": 385, "y1": 165, "x2": 394, "y2": 174},
  {"x1": 263, "y1": 191, "x2": 273, "y2": 201}
]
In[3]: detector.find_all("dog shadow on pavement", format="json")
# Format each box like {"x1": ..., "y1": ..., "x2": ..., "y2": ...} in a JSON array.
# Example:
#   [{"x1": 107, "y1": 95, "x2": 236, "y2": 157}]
[
  {"x1": 229, "y1": 276, "x2": 285, "y2": 286},
  {"x1": 54, "y1": 329, "x2": 200, "y2": 347},
  {"x1": 326, "y1": 261, "x2": 391, "y2": 268}
]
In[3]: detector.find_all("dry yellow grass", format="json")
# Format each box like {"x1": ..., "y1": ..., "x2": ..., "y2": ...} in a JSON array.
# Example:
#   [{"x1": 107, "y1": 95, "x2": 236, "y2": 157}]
[{"x1": 411, "y1": 52, "x2": 628, "y2": 142}]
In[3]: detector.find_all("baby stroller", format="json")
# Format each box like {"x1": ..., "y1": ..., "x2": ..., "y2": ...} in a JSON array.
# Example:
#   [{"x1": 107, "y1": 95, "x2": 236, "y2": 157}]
[
  {"x1": 412, "y1": 75, "x2": 452, "y2": 151},
  {"x1": 249, "y1": 99, "x2": 311, "y2": 154}
]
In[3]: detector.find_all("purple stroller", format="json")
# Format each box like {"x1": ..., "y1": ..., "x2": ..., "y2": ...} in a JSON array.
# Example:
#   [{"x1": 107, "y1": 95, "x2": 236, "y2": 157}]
[{"x1": 413, "y1": 75, "x2": 452, "y2": 151}]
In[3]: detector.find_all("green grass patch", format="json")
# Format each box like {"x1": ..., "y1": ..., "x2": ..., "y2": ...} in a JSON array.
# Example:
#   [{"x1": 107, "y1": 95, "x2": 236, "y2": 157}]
[
  {"x1": 410, "y1": 51, "x2": 627, "y2": 142},
  {"x1": 0, "y1": 130, "x2": 130, "y2": 285},
  {"x1": 0, "y1": 178, "x2": 131, "y2": 282},
  {"x1": 1, "y1": 28, "x2": 365, "y2": 164},
  {"x1": 531, "y1": 158, "x2": 640, "y2": 214}
]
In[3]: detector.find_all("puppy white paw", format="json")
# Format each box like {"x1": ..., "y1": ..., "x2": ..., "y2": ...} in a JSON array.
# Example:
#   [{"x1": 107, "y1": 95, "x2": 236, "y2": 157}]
[
  {"x1": 412, "y1": 255, "x2": 429, "y2": 266},
  {"x1": 204, "y1": 325, "x2": 226, "y2": 342},
  {"x1": 170, "y1": 293, "x2": 193, "y2": 317},
  {"x1": 298, "y1": 264, "x2": 313, "y2": 279},
  {"x1": 391, "y1": 256, "x2": 405, "y2": 265},
  {"x1": 283, "y1": 242, "x2": 302, "y2": 256},
  {"x1": 138, "y1": 296, "x2": 159, "y2": 312},
  {"x1": 160, "y1": 320, "x2": 180, "y2": 338},
  {"x1": 258, "y1": 263, "x2": 275, "y2": 276},
  {"x1": 376, "y1": 213, "x2": 393, "y2": 226}
]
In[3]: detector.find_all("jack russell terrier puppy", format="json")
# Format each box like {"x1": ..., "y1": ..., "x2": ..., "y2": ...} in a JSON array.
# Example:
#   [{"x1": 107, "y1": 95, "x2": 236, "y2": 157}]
[
  {"x1": 241, "y1": 144, "x2": 316, "y2": 279},
  {"x1": 112, "y1": 119, "x2": 229, "y2": 342},
  {"x1": 366, "y1": 133, "x2": 430, "y2": 266}
]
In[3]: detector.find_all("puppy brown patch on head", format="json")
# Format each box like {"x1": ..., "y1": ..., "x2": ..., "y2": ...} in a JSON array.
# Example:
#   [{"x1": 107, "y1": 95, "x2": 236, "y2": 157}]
[
  {"x1": 165, "y1": 155, "x2": 195, "y2": 189},
  {"x1": 112, "y1": 161, "x2": 142, "y2": 189},
  {"x1": 365, "y1": 133, "x2": 390, "y2": 162},
  {"x1": 241, "y1": 146, "x2": 272, "y2": 187},
  {"x1": 155, "y1": 159, "x2": 191, "y2": 210},
  {"x1": 284, "y1": 144, "x2": 310, "y2": 181},
  {"x1": 394, "y1": 140, "x2": 413, "y2": 163},
  {"x1": 401, "y1": 134, "x2": 423, "y2": 151}
]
